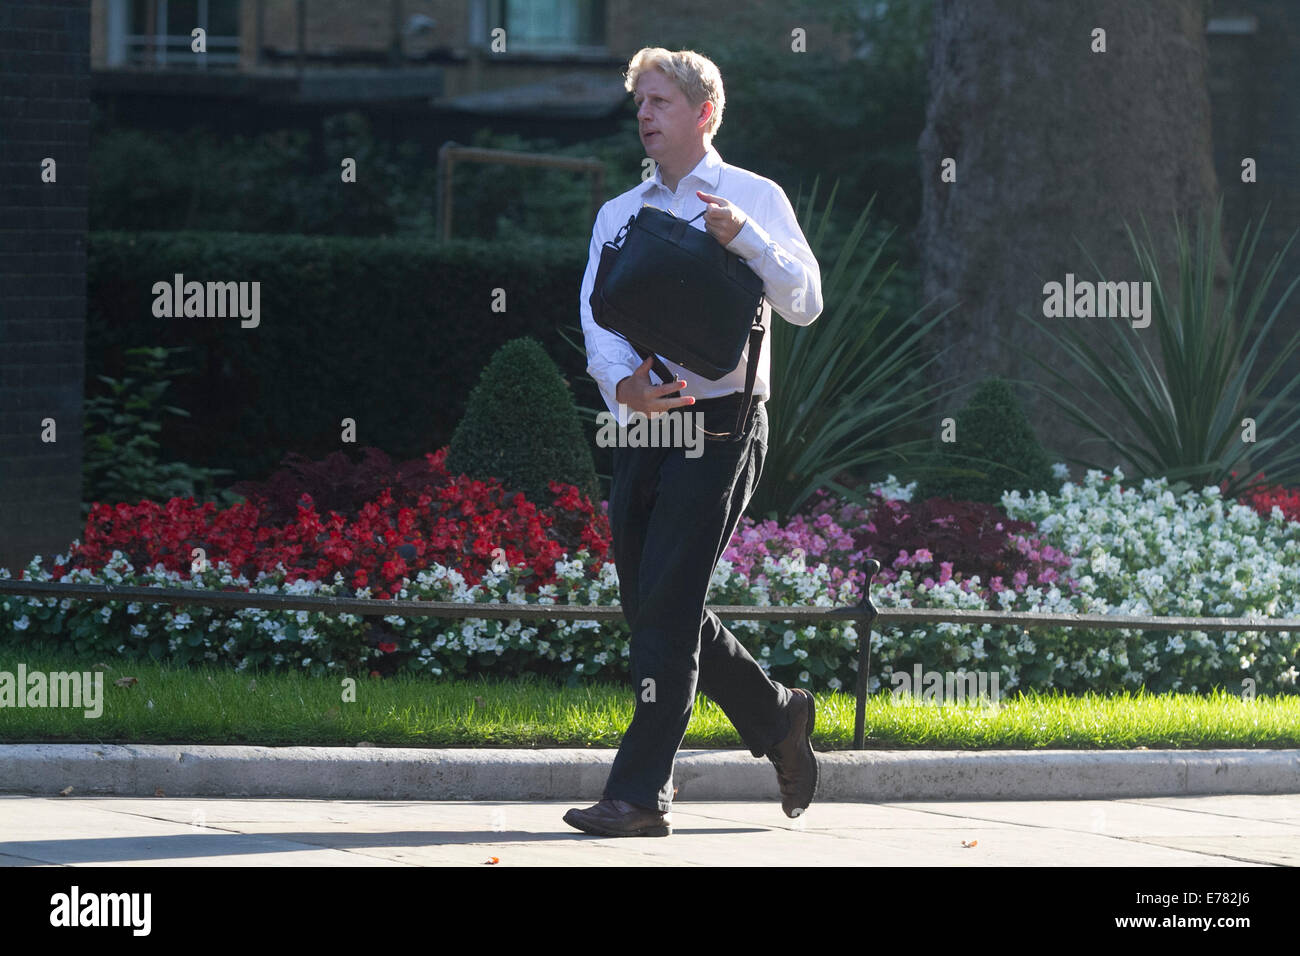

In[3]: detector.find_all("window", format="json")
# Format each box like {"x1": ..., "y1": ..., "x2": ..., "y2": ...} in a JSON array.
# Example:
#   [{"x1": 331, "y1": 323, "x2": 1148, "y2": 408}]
[
  {"x1": 107, "y1": 0, "x2": 241, "y2": 69},
  {"x1": 484, "y1": 0, "x2": 606, "y2": 52}
]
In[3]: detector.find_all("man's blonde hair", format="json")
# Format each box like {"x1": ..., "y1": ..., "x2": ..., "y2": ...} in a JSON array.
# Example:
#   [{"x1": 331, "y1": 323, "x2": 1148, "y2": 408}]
[{"x1": 624, "y1": 47, "x2": 725, "y2": 137}]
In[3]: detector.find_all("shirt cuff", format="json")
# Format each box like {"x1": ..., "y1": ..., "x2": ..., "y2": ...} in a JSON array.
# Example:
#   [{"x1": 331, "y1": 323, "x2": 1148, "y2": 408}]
[
  {"x1": 592, "y1": 361, "x2": 640, "y2": 427},
  {"x1": 724, "y1": 215, "x2": 770, "y2": 263}
]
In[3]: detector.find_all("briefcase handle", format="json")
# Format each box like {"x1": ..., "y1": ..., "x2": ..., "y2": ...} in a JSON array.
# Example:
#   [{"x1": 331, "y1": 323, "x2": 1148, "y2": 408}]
[
  {"x1": 614, "y1": 205, "x2": 706, "y2": 247},
  {"x1": 668, "y1": 208, "x2": 706, "y2": 244}
]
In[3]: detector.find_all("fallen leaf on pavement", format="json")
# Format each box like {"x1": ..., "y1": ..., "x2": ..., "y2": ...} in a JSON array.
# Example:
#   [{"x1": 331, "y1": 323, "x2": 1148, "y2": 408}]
[
  {"x1": 155, "y1": 787, "x2": 166, "y2": 797},
  {"x1": 961, "y1": 839, "x2": 978, "y2": 848}
]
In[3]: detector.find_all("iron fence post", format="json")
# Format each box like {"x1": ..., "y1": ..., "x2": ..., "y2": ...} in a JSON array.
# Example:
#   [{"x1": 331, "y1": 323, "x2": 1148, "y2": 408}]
[{"x1": 853, "y1": 558, "x2": 881, "y2": 750}]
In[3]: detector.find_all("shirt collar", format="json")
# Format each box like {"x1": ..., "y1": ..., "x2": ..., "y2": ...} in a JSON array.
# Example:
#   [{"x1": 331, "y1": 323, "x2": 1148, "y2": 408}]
[{"x1": 641, "y1": 143, "x2": 723, "y2": 197}]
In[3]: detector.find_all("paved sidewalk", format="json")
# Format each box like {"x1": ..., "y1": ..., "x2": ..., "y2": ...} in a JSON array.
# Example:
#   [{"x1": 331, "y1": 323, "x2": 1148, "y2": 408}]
[{"x1": 2, "y1": 794, "x2": 1297, "y2": 866}]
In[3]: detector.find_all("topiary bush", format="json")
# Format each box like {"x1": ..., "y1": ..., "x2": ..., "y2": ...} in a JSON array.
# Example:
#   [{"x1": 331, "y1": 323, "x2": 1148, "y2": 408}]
[
  {"x1": 918, "y1": 377, "x2": 1055, "y2": 503},
  {"x1": 446, "y1": 337, "x2": 600, "y2": 507}
]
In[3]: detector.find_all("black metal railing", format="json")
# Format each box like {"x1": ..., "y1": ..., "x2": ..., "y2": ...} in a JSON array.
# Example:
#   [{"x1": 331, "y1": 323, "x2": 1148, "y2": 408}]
[{"x1": 4, "y1": 557, "x2": 1299, "y2": 748}]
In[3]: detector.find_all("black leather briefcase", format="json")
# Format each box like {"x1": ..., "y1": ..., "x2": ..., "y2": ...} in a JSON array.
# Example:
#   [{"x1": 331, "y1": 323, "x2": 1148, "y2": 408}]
[{"x1": 590, "y1": 203, "x2": 766, "y2": 441}]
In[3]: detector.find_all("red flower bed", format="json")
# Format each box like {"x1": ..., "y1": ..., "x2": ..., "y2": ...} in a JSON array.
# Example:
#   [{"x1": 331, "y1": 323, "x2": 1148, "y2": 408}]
[
  {"x1": 54, "y1": 448, "x2": 611, "y2": 599},
  {"x1": 1237, "y1": 481, "x2": 1300, "y2": 524}
]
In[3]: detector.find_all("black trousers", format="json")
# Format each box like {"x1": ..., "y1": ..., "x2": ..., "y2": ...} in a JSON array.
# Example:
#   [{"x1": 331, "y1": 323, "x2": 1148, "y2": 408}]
[{"x1": 602, "y1": 392, "x2": 793, "y2": 812}]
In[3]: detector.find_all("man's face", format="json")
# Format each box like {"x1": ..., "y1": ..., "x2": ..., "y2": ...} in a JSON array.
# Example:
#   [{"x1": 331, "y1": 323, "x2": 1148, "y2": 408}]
[{"x1": 634, "y1": 68, "x2": 709, "y2": 167}]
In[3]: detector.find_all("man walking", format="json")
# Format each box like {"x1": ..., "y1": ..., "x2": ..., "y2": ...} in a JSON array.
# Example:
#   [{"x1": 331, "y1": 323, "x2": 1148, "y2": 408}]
[{"x1": 566, "y1": 47, "x2": 824, "y2": 837}]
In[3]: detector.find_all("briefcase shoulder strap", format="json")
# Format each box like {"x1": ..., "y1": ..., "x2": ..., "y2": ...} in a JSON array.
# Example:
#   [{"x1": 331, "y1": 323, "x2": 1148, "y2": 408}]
[
  {"x1": 613, "y1": 212, "x2": 635, "y2": 244},
  {"x1": 696, "y1": 308, "x2": 764, "y2": 442}
]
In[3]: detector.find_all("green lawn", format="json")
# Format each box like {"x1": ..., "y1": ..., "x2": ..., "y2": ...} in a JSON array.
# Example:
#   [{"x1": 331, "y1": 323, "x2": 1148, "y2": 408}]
[{"x1": 0, "y1": 652, "x2": 1296, "y2": 749}]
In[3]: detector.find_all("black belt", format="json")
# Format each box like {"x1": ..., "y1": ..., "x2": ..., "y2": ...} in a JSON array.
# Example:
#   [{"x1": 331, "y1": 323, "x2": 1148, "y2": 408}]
[{"x1": 688, "y1": 391, "x2": 765, "y2": 441}]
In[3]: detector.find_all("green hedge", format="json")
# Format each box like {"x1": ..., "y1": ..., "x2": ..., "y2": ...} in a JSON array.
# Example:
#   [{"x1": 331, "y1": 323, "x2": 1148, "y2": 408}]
[{"x1": 87, "y1": 230, "x2": 597, "y2": 484}]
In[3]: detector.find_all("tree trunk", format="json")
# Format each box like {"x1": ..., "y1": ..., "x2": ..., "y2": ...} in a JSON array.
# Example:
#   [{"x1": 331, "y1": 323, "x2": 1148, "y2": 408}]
[{"x1": 917, "y1": 0, "x2": 1223, "y2": 463}]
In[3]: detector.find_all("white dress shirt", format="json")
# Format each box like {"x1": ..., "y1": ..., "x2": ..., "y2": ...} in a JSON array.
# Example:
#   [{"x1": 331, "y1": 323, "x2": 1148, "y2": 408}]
[{"x1": 579, "y1": 143, "x2": 823, "y2": 425}]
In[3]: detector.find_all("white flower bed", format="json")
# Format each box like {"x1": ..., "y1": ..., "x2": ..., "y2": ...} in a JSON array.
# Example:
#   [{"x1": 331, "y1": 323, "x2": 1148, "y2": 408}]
[
  {"x1": 3, "y1": 469, "x2": 1296, "y2": 694},
  {"x1": 993, "y1": 468, "x2": 1300, "y2": 692}
]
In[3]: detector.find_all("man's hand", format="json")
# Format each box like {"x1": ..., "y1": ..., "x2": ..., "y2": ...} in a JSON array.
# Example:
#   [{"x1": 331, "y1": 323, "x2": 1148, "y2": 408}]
[
  {"x1": 696, "y1": 191, "x2": 747, "y2": 246},
  {"x1": 615, "y1": 356, "x2": 696, "y2": 417}
]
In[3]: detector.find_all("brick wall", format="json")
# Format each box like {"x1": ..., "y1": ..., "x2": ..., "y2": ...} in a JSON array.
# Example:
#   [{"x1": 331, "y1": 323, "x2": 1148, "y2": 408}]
[
  {"x1": 249, "y1": 0, "x2": 463, "y2": 59},
  {"x1": 608, "y1": 0, "x2": 848, "y2": 59},
  {"x1": 0, "y1": 0, "x2": 90, "y2": 575}
]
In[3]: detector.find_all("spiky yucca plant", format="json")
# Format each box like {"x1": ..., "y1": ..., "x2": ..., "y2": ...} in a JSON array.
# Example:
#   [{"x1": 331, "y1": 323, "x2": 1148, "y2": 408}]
[{"x1": 1018, "y1": 199, "x2": 1300, "y2": 498}]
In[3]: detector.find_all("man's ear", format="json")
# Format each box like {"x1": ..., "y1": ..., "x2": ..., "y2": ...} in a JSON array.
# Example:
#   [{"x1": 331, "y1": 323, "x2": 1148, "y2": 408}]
[{"x1": 696, "y1": 99, "x2": 713, "y2": 131}]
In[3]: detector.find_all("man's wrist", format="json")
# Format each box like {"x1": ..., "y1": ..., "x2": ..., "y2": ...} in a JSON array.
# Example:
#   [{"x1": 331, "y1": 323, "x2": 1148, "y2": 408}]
[{"x1": 724, "y1": 216, "x2": 765, "y2": 261}]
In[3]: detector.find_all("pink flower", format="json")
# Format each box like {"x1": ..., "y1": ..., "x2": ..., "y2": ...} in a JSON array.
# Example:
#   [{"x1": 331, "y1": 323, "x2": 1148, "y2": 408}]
[{"x1": 938, "y1": 561, "x2": 953, "y2": 584}]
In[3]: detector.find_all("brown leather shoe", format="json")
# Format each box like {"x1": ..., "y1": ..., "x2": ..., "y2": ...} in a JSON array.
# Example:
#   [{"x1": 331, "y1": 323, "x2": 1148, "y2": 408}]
[
  {"x1": 563, "y1": 798, "x2": 672, "y2": 837},
  {"x1": 767, "y1": 687, "x2": 818, "y2": 818}
]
